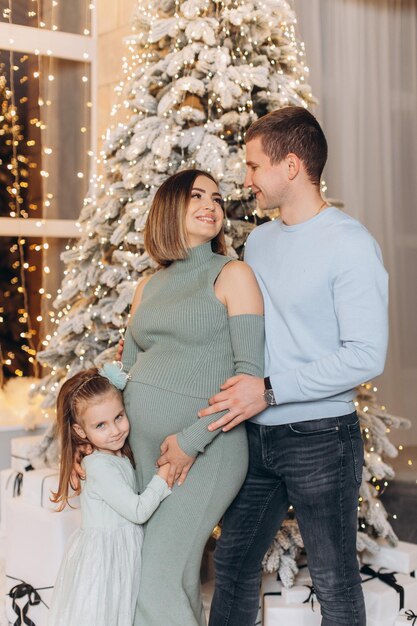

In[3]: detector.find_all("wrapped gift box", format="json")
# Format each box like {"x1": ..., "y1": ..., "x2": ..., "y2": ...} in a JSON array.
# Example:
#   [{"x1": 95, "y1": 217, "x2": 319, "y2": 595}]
[
  {"x1": 0, "y1": 468, "x2": 23, "y2": 534},
  {"x1": 2, "y1": 467, "x2": 79, "y2": 526},
  {"x1": 5, "y1": 497, "x2": 81, "y2": 588},
  {"x1": 264, "y1": 593, "x2": 322, "y2": 626},
  {"x1": 295, "y1": 566, "x2": 313, "y2": 586},
  {"x1": 261, "y1": 572, "x2": 283, "y2": 600},
  {"x1": 362, "y1": 540, "x2": 417, "y2": 575},
  {"x1": 5, "y1": 577, "x2": 53, "y2": 626},
  {"x1": 361, "y1": 568, "x2": 417, "y2": 625},
  {"x1": 20, "y1": 467, "x2": 62, "y2": 511},
  {"x1": 261, "y1": 566, "x2": 312, "y2": 600},
  {"x1": 394, "y1": 609, "x2": 417, "y2": 625},
  {"x1": 282, "y1": 584, "x2": 317, "y2": 605},
  {"x1": 10, "y1": 435, "x2": 44, "y2": 471}
]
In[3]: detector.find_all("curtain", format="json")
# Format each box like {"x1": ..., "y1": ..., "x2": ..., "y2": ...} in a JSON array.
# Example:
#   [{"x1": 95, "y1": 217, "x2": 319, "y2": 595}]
[{"x1": 291, "y1": 0, "x2": 417, "y2": 443}]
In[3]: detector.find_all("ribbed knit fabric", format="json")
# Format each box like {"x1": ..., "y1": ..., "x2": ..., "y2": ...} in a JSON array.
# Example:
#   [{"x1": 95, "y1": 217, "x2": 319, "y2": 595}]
[
  {"x1": 123, "y1": 242, "x2": 264, "y2": 396},
  {"x1": 123, "y1": 240, "x2": 265, "y2": 456},
  {"x1": 121, "y1": 241, "x2": 264, "y2": 626}
]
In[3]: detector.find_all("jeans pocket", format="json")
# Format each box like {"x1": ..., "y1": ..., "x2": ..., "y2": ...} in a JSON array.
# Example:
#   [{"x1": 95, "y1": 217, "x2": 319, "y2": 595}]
[
  {"x1": 288, "y1": 417, "x2": 340, "y2": 435},
  {"x1": 347, "y1": 421, "x2": 364, "y2": 485}
]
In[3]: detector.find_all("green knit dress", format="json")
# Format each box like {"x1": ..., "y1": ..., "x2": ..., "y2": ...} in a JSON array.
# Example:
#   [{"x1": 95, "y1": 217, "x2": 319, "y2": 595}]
[{"x1": 122, "y1": 241, "x2": 264, "y2": 626}]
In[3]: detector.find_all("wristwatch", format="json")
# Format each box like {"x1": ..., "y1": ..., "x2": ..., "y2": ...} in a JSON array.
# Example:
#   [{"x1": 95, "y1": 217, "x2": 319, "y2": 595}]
[{"x1": 263, "y1": 376, "x2": 277, "y2": 406}]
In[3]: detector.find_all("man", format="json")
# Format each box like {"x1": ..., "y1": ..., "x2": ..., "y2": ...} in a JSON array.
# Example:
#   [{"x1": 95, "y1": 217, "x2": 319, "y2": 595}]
[{"x1": 201, "y1": 106, "x2": 388, "y2": 626}]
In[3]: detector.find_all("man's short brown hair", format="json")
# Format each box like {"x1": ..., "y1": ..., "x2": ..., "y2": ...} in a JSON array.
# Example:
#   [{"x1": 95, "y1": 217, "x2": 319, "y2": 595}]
[
  {"x1": 144, "y1": 169, "x2": 227, "y2": 267},
  {"x1": 245, "y1": 106, "x2": 328, "y2": 187}
]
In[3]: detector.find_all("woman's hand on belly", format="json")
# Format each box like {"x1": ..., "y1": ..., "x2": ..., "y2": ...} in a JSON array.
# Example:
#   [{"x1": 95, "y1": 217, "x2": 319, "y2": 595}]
[{"x1": 157, "y1": 434, "x2": 196, "y2": 489}]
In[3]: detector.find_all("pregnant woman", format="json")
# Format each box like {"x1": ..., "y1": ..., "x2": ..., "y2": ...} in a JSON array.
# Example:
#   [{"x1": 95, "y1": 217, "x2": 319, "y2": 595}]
[{"x1": 122, "y1": 169, "x2": 264, "y2": 625}]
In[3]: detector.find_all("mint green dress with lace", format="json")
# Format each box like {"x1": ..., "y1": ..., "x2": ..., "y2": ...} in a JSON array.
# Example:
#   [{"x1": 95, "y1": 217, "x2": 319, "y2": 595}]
[{"x1": 122, "y1": 242, "x2": 264, "y2": 626}]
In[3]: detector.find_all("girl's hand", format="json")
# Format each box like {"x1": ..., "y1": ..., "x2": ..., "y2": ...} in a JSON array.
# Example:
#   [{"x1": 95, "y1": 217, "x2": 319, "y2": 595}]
[
  {"x1": 70, "y1": 443, "x2": 93, "y2": 490},
  {"x1": 157, "y1": 435, "x2": 196, "y2": 488},
  {"x1": 157, "y1": 463, "x2": 171, "y2": 485}
]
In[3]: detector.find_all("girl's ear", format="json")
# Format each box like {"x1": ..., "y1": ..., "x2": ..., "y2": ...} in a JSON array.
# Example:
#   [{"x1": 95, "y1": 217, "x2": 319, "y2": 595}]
[{"x1": 72, "y1": 423, "x2": 87, "y2": 439}]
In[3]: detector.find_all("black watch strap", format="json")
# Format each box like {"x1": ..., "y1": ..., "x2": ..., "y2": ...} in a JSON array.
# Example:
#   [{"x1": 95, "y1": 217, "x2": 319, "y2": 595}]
[{"x1": 263, "y1": 376, "x2": 277, "y2": 406}]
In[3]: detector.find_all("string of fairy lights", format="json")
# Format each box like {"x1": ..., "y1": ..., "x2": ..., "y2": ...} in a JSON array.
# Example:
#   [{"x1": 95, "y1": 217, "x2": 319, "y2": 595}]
[{"x1": 0, "y1": 0, "x2": 95, "y2": 381}]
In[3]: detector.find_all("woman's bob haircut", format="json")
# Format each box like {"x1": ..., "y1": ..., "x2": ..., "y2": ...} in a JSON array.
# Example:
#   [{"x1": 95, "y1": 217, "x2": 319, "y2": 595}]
[{"x1": 144, "y1": 169, "x2": 227, "y2": 267}]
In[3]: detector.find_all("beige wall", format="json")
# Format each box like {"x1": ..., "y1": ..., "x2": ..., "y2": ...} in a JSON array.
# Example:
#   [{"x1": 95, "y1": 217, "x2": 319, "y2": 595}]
[{"x1": 97, "y1": 0, "x2": 137, "y2": 144}]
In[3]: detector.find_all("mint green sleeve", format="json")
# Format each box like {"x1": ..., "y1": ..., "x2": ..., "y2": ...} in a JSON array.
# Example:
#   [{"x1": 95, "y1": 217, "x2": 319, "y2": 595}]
[
  {"x1": 122, "y1": 325, "x2": 142, "y2": 374},
  {"x1": 177, "y1": 314, "x2": 265, "y2": 456},
  {"x1": 85, "y1": 456, "x2": 170, "y2": 524}
]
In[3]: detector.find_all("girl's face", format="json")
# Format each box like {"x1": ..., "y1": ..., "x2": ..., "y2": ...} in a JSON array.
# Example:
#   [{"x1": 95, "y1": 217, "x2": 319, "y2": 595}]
[
  {"x1": 184, "y1": 175, "x2": 224, "y2": 248},
  {"x1": 73, "y1": 390, "x2": 130, "y2": 455}
]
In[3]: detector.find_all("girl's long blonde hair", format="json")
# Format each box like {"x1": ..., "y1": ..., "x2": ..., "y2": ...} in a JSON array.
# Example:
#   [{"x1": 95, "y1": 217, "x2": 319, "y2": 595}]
[{"x1": 51, "y1": 367, "x2": 135, "y2": 511}]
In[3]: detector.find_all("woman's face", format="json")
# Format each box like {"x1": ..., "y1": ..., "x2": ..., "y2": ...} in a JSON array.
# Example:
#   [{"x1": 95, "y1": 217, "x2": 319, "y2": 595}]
[{"x1": 184, "y1": 175, "x2": 224, "y2": 248}]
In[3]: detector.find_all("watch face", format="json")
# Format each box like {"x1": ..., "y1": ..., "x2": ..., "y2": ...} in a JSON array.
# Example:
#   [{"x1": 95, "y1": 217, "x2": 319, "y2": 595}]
[{"x1": 264, "y1": 389, "x2": 276, "y2": 406}]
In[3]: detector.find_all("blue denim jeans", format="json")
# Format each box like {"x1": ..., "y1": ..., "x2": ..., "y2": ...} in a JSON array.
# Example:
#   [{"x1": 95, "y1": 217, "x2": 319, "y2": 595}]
[{"x1": 209, "y1": 412, "x2": 366, "y2": 626}]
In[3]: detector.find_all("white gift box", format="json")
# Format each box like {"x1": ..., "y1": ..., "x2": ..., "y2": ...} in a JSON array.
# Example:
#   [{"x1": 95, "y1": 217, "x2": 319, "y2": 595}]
[
  {"x1": 5, "y1": 578, "x2": 53, "y2": 626},
  {"x1": 361, "y1": 568, "x2": 417, "y2": 625},
  {"x1": 264, "y1": 594, "x2": 322, "y2": 626},
  {"x1": 394, "y1": 609, "x2": 417, "y2": 625},
  {"x1": 10, "y1": 435, "x2": 44, "y2": 471},
  {"x1": 362, "y1": 540, "x2": 417, "y2": 575},
  {"x1": 261, "y1": 572, "x2": 283, "y2": 599},
  {"x1": 5, "y1": 497, "x2": 81, "y2": 588},
  {"x1": 0, "y1": 468, "x2": 24, "y2": 534},
  {"x1": 2, "y1": 467, "x2": 79, "y2": 524},
  {"x1": 282, "y1": 584, "x2": 317, "y2": 605},
  {"x1": 20, "y1": 467, "x2": 61, "y2": 511},
  {"x1": 295, "y1": 566, "x2": 313, "y2": 586}
]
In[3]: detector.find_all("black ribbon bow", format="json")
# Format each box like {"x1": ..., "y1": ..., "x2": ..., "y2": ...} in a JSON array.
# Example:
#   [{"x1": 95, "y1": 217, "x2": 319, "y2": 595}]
[
  {"x1": 361, "y1": 564, "x2": 405, "y2": 610},
  {"x1": 405, "y1": 609, "x2": 417, "y2": 624},
  {"x1": 5, "y1": 471, "x2": 24, "y2": 498},
  {"x1": 13, "y1": 472, "x2": 23, "y2": 497},
  {"x1": 7, "y1": 576, "x2": 52, "y2": 626},
  {"x1": 302, "y1": 584, "x2": 316, "y2": 611},
  {"x1": 8, "y1": 583, "x2": 41, "y2": 626}
]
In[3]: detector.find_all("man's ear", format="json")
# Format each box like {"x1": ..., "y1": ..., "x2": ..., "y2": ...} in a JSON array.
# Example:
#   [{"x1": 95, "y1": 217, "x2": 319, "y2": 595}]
[
  {"x1": 73, "y1": 423, "x2": 87, "y2": 439},
  {"x1": 286, "y1": 153, "x2": 300, "y2": 180}
]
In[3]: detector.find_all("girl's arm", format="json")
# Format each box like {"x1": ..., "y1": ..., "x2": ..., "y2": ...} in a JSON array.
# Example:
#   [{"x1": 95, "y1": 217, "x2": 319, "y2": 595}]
[
  {"x1": 122, "y1": 276, "x2": 151, "y2": 373},
  {"x1": 84, "y1": 455, "x2": 170, "y2": 524}
]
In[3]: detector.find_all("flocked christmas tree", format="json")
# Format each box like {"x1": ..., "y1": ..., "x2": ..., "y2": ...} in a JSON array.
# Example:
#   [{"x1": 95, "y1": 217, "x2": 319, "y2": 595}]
[
  {"x1": 34, "y1": 0, "x2": 410, "y2": 586},
  {"x1": 37, "y1": 0, "x2": 314, "y2": 402}
]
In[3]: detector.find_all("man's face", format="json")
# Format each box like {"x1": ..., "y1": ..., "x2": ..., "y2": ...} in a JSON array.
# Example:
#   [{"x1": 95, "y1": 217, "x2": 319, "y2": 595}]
[{"x1": 244, "y1": 137, "x2": 289, "y2": 211}]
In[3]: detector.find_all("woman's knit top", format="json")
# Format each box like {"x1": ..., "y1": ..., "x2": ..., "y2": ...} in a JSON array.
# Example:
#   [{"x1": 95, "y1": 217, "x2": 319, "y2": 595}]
[
  {"x1": 123, "y1": 240, "x2": 264, "y2": 396},
  {"x1": 122, "y1": 241, "x2": 265, "y2": 455}
]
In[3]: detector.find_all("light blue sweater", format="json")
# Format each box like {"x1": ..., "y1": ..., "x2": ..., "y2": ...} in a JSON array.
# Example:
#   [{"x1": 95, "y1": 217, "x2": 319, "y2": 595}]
[{"x1": 244, "y1": 207, "x2": 389, "y2": 425}]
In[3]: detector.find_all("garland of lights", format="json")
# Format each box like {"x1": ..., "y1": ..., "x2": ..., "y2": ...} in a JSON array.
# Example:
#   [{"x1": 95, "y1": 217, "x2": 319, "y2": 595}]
[{"x1": 0, "y1": 0, "x2": 94, "y2": 382}]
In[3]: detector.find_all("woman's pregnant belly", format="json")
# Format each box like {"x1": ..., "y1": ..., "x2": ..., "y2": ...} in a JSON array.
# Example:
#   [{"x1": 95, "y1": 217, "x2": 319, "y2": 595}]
[{"x1": 124, "y1": 380, "x2": 209, "y2": 445}]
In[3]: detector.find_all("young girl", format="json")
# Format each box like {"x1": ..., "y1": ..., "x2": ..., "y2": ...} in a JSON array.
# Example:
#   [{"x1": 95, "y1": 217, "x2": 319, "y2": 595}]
[{"x1": 48, "y1": 363, "x2": 171, "y2": 626}]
